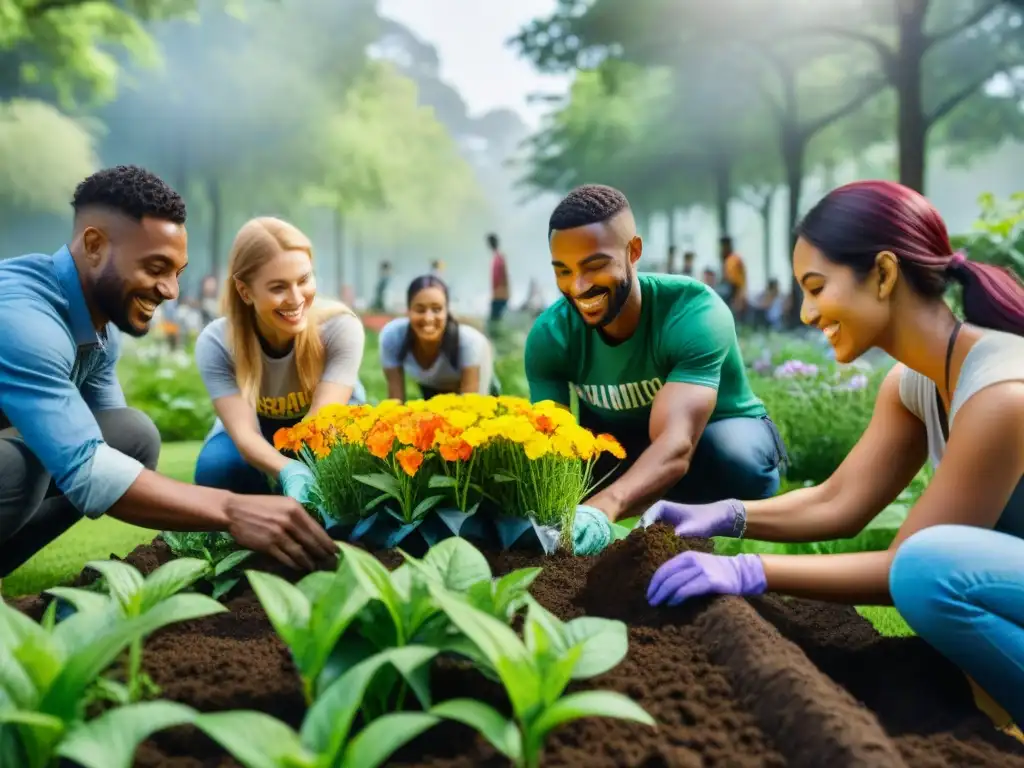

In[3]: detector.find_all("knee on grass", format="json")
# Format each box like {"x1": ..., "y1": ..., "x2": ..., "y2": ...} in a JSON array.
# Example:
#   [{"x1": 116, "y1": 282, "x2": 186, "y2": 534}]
[{"x1": 95, "y1": 407, "x2": 161, "y2": 471}]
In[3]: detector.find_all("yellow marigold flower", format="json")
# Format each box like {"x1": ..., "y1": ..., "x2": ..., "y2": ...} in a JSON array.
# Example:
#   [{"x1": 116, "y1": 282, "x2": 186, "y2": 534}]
[
  {"x1": 550, "y1": 432, "x2": 576, "y2": 459},
  {"x1": 446, "y1": 410, "x2": 478, "y2": 429},
  {"x1": 570, "y1": 427, "x2": 596, "y2": 460},
  {"x1": 595, "y1": 433, "x2": 626, "y2": 459},
  {"x1": 396, "y1": 446, "x2": 424, "y2": 477},
  {"x1": 343, "y1": 422, "x2": 363, "y2": 444},
  {"x1": 507, "y1": 417, "x2": 535, "y2": 444},
  {"x1": 523, "y1": 434, "x2": 550, "y2": 460},
  {"x1": 461, "y1": 426, "x2": 488, "y2": 448}
]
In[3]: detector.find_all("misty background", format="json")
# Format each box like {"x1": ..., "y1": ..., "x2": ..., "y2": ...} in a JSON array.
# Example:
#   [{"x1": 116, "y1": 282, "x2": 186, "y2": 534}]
[{"x1": 1, "y1": 0, "x2": 1022, "y2": 321}]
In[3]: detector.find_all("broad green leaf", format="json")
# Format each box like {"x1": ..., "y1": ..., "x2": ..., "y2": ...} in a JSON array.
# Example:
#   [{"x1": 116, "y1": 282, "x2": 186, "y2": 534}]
[
  {"x1": 0, "y1": 603, "x2": 49, "y2": 655},
  {"x1": 428, "y1": 475, "x2": 458, "y2": 488},
  {"x1": 0, "y1": 710, "x2": 63, "y2": 731},
  {"x1": 431, "y1": 699, "x2": 521, "y2": 760},
  {"x1": 44, "y1": 587, "x2": 110, "y2": 615},
  {"x1": 417, "y1": 538, "x2": 492, "y2": 593},
  {"x1": 353, "y1": 473, "x2": 402, "y2": 498},
  {"x1": 302, "y1": 570, "x2": 369, "y2": 686},
  {"x1": 562, "y1": 617, "x2": 630, "y2": 680},
  {"x1": 301, "y1": 646, "x2": 438, "y2": 759},
  {"x1": 411, "y1": 495, "x2": 444, "y2": 519},
  {"x1": 84, "y1": 561, "x2": 145, "y2": 612},
  {"x1": 339, "y1": 544, "x2": 405, "y2": 641},
  {"x1": 428, "y1": 586, "x2": 540, "y2": 720},
  {"x1": 14, "y1": 641, "x2": 65, "y2": 707},
  {"x1": 538, "y1": 646, "x2": 582, "y2": 707},
  {"x1": 246, "y1": 571, "x2": 310, "y2": 651},
  {"x1": 530, "y1": 690, "x2": 655, "y2": 744},
  {"x1": 42, "y1": 594, "x2": 225, "y2": 721},
  {"x1": 493, "y1": 568, "x2": 541, "y2": 617},
  {"x1": 139, "y1": 558, "x2": 210, "y2": 612},
  {"x1": 58, "y1": 701, "x2": 197, "y2": 768},
  {"x1": 214, "y1": 549, "x2": 255, "y2": 577},
  {"x1": 211, "y1": 577, "x2": 240, "y2": 601},
  {"x1": 340, "y1": 712, "x2": 439, "y2": 768},
  {"x1": 363, "y1": 492, "x2": 391, "y2": 513},
  {"x1": 194, "y1": 711, "x2": 312, "y2": 768}
]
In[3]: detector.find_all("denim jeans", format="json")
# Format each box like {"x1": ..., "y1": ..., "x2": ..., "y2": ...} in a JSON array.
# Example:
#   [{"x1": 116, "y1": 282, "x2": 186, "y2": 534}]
[
  {"x1": 0, "y1": 407, "x2": 161, "y2": 577},
  {"x1": 890, "y1": 524, "x2": 1024, "y2": 726},
  {"x1": 193, "y1": 431, "x2": 274, "y2": 495},
  {"x1": 587, "y1": 414, "x2": 786, "y2": 504}
]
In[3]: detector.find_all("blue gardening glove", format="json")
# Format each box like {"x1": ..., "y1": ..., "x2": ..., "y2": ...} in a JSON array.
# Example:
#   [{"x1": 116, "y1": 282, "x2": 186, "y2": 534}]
[
  {"x1": 279, "y1": 459, "x2": 316, "y2": 505},
  {"x1": 640, "y1": 499, "x2": 746, "y2": 539},
  {"x1": 647, "y1": 551, "x2": 766, "y2": 607},
  {"x1": 279, "y1": 461, "x2": 339, "y2": 529},
  {"x1": 572, "y1": 504, "x2": 613, "y2": 556}
]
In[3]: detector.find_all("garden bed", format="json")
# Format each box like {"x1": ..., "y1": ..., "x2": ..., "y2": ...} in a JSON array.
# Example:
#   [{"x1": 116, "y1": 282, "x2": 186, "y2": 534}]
[{"x1": 12, "y1": 526, "x2": 1024, "y2": 767}]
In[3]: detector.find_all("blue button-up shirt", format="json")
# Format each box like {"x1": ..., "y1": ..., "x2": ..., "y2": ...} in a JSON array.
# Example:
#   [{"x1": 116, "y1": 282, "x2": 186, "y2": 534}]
[{"x1": 0, "y1": 246, "x2": 144, "y2": 519}]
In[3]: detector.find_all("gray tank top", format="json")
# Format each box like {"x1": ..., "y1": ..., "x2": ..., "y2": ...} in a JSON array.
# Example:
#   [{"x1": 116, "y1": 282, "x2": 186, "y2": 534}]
[{"x1": 898, "y1": 328, "x2": 1024, "y2": 537}]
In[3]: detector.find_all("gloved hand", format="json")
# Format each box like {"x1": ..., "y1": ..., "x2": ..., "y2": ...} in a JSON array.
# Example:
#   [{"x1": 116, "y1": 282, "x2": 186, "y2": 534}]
[
  {"x1": 640, "y1": 498, "x2": 746, "y2": 539},
  {"x1": 572, "y1": 504, "x2": 613, "y2": 556},
  {"x1": 279, "y1": 460, "x2": 317, "y2": 506},
  {"x1": 647, "y1": 551, "x2": 766, "y2": 607}
]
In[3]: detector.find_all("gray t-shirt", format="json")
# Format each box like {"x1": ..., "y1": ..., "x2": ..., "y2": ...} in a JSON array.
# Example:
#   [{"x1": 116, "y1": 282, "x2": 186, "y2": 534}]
[
  {"x1": 899, "y1": 327, "x2": 1024, "y2": 537},
  {"x1": 195, "y1": 312, "x2": 365, "y2": 439},
  {"x1": 379, "y1": 318, "x2": 493, "y2": 394}
]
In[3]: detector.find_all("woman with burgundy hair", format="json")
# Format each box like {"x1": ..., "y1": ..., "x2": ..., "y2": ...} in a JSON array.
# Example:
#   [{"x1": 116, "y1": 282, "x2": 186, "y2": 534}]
[{"x1": 643, "y1": 180, "x2": 1024, "y2": 726}]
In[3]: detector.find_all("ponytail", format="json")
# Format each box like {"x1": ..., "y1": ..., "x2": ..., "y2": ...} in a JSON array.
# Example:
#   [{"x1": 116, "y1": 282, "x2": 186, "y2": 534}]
[{"x1": 949, "y1": 251, "x2": 1024, "y2": 336}]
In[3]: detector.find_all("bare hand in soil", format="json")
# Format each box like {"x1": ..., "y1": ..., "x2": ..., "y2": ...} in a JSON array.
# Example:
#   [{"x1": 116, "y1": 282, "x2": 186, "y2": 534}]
[{"x1": 223, "y1": 495, "x2": 338, "y2": 572}]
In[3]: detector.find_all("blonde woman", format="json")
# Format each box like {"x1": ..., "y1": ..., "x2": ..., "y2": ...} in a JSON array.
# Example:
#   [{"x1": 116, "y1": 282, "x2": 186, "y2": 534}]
[{"x1": 194, "y1": 217, "x2": 366, "y2": 506}]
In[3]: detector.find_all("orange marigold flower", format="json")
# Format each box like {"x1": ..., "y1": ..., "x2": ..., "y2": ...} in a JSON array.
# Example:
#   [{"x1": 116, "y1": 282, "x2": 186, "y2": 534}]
[
  {"x1": 366, "y1": 424, "x2": 395, "y2": 459},
  {"x1": 414, "y1": 414, "x2": 445, "y2": 451},
  {"x1": 438, "y1": 436, "x2": 472, "y2": 462},
  {"x1": 272, "y1": 427, "x2": 292, "y2": 452},
  {"x1": 396, "y1": 446, "x2": 424, "y2": 476}
]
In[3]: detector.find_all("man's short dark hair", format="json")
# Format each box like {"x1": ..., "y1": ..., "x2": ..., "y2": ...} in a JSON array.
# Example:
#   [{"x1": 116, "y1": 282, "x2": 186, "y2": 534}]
[
  {"x1": 486, "y1": 233, "x2": 499, "y2": 249},
  {"x1": 72, "y1": 165, "x2": 186, "y2": 224},
  {"x1": 719, "y1": 235, "x2": 733, "y2": 248},
  {"x1": 548, "y1": 184, "x2": 630, "y2": 234}
]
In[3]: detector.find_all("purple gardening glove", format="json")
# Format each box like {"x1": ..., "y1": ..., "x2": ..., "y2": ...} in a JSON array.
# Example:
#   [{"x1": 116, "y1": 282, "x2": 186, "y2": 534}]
[
  {"x1": 647, "y1": 551, "x2": 767, "y2": 607},
  {"x1": 640, "y1": 499, "x2": 746, "y2": 539}
]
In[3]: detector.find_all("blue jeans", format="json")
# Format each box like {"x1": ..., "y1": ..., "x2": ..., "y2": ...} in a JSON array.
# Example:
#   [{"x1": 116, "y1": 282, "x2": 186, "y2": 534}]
[
  {"x1": 588, "y1": 414, "x2": 786, "y2": 504},
  {"x1": 194, "y1": 431, "x2": 274, "y2": 495},
  {"x1": 890, "y1": 524, "x2": 1024, "y2": 725}
]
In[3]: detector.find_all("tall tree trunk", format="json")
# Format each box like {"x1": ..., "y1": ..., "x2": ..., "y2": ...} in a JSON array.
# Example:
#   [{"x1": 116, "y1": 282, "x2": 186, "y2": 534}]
[
  {"x1": 714, "y1": 155, "x2": 732, "y2": 236},
  {"x1": 206, "y1": 178, "x2": 222, "y2": 279},
  {"x1": 334, "y1": 209, "x2": 345, "y2": 295},
  {"x1": 783, "y1": 131, "x2": 806, "y2": 327},
  {"x1": 761, "y1": 193, "x2": 774, "y2": 284},
  {"x1": 896, "y1": 0, "x2": 928, "y2": 192}
]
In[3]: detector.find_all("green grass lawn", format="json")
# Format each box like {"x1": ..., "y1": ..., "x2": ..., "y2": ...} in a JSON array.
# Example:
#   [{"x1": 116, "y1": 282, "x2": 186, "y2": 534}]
[{"x1": 0, "y1": 439, "x2": 914, "y2": 637}]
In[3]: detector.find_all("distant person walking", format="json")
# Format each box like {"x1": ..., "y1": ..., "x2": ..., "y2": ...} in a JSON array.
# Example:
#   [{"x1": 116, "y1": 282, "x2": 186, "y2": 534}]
[
  {"x1": 682, "y1": 250, "x2": 696, "y2": 277},
  {"x1": 487, "y1": 233, "x2": 509, "y2": 330},
  {"x1": 379, "y1": 275, "x2": 497, "y2": 401},
  {"x1": 719, "y1": 236, "x2": 748, "y2": 321},
  {"x1": 199, "y1": 273, "x2": 220, "y2": 326},
  {"x1": 372, "y1": 261, "x2": 391, "y2": 313}
]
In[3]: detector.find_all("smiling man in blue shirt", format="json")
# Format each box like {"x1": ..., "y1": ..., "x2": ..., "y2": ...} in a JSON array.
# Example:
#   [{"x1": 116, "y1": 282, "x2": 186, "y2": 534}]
[{"x1": 0, "y1": 165, "x2": 338, "y2": 577}]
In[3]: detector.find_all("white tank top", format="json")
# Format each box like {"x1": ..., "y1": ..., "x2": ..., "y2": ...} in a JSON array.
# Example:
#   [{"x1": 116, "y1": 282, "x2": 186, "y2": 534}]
[{"x1": 898, "y1": 327, "x2": 1024, "y2": 536}]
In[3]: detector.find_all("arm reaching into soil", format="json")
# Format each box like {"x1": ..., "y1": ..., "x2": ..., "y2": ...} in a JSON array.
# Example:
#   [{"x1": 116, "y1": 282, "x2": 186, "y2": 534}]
[
  {"x1": 744, "y1": 365, "x2": 927, "y2": 542},
  {"x1": 108, "y1": 471, "x2": 338, "y2": 572},
  {"x1": 666, "y1": 381, "x2": 1024, "y2": 605},
  {"x1": 586, "y1": 382, "x2": 717, "y2": 521}
]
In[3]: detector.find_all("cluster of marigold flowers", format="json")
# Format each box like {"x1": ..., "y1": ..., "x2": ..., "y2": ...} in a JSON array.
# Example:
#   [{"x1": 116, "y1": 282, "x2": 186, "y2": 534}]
[{"x1": 273, "y1": 394, "x2": 626, "y2": 477}]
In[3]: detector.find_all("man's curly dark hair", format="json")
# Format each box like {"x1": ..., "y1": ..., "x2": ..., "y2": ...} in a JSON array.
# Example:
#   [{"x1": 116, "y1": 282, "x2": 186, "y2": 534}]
[
  {"x1": 548, "y1": 184, "x2": 631, "y2": 234},
  {"x1": 72, "y1": 165, "x2": 187, "y2": 224}
]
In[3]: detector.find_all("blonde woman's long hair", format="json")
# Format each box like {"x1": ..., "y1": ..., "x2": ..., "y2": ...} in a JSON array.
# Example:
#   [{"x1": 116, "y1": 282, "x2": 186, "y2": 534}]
[{"x1": 223, "y1": 217, "x2": 354, "y2": 405}]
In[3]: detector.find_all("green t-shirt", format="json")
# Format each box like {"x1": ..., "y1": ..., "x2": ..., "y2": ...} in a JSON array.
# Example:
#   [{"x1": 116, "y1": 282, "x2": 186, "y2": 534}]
[{"x1": 525, "y1": 273, "x2": 765, "y2": 435}]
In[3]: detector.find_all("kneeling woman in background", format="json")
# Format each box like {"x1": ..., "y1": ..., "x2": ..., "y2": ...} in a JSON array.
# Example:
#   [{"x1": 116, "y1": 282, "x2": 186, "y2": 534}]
[
  {"x1": 193, "y1": 216, "x2": 366, "y2": 503},
  {"x1": 380, "y1": 275, "x2": 497, "y2": 401}
]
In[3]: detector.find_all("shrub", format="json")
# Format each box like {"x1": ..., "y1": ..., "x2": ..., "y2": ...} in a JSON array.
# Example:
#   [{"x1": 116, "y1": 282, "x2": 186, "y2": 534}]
[{"x1": 752, "y1": 362, "x2": 888, "y2": 485}]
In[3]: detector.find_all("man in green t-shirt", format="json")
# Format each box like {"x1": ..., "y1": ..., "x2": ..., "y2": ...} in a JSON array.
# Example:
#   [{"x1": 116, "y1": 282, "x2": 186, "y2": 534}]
[{"x1": 526, "y1": 184, "x2": 786, "y2": 523}]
